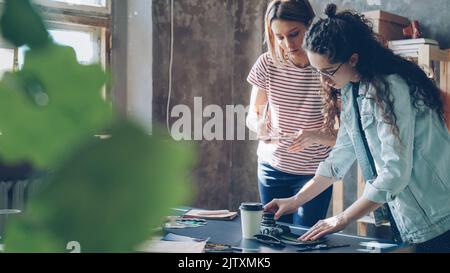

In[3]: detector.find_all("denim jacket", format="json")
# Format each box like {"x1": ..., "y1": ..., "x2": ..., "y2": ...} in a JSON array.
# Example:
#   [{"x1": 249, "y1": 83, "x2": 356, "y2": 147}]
[{"x1": 316, "y1": 74, "x2": 450, "y2": 244}]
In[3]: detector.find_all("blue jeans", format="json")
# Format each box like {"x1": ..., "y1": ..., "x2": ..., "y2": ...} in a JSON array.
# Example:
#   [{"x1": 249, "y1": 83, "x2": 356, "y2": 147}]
[
  {"x1": 415, "y1": 229, "x2": 450, "y2": 253},
  {"x1": 258, "y1": 161, "x2": 332, "y2": 227}
]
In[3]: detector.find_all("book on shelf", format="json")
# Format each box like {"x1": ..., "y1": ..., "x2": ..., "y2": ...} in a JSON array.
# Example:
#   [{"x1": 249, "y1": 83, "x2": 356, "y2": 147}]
[
  {"x1": 393, "y1": 50, "x2": 419, "y2": 58},
  {"x1": 389, "y1": 44, "x2": 422, "y2": 51}
]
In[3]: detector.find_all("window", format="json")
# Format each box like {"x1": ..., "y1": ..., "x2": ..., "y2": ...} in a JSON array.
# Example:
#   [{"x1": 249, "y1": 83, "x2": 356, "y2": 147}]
[
  {"x1": 0, "y1": 48, "x2": 14, "y2": 78},
  {"x1": 50, "y1": 28, "x2": 101, "y2": 64},
  {"x1": 18, "y1": 24, "x2": 102, "y2": 68},
  {"x1": 0, "y1": 36, "x2": 17, "y2": 78},
  {"x1": 0, "y1": 0, "x2": 110, "y2": 97}
]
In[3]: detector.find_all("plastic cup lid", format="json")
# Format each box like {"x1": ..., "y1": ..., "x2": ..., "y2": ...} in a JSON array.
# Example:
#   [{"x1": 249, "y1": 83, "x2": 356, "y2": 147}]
[{"x1": 239, "y1": 202, "x2": 263, "y2": 211}]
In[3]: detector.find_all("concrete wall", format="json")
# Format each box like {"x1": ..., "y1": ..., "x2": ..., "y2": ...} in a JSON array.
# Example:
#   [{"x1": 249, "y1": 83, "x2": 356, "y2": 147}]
[
  {"x1": 152, "y1": 0, "x2": 268, "y2": 210},
  {"x1": 310, "y1": 0, "x2": 450, "y2": 48}
]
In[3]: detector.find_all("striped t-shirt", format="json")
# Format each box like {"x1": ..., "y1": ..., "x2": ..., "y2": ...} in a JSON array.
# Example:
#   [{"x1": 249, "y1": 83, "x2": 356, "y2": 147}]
[{"x1": 247, "y1": 52, "x2": 331, "y2": 175}]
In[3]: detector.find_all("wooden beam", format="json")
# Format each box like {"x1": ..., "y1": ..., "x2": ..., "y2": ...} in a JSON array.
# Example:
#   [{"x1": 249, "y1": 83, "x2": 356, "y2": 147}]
[
  {"x1": 12, "y1": 47, "x2": 18, "y2": 72},
  {"x1": 332, "y1": 180, "x2": 344, "y2": 215},
  {"x1": 357, "y1": 166, "x2": 365, "y2": 200},
  {"x1": 418, "y1": 44, "x2": 450, "y2": 67},
  {"x1": 34, "y1": 0, "x2": 111, "y2": 16},
  {"x1": 430, "y1": 46, "x2": 450, "y2": 62},
  {"x1": 356, "y1": 165, "x2": 369, "y2": 237},
  {"x1": 418, "y1": 44, "x2": 432, "y2": 67},
  {"x1": 42, "y1": 11, "x2": 110, "y2": 28}
]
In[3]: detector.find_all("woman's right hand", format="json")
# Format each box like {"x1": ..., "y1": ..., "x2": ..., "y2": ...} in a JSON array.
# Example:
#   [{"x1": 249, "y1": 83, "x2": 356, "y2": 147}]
[
  {"x1": 257, "y1": 117, "x2": 277, "y2": 144},
  {"x1": 264, "y1": 197, "x2": 299, "y2": 221},
  {"x1": 256, "y1": 111, "x2": 282, "y2": 144}
]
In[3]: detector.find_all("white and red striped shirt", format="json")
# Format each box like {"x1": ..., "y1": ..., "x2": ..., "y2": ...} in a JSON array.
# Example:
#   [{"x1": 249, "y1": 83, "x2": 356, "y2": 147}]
[{"x1": 247, "y1": 53, "x2": 331, "y2": 175}]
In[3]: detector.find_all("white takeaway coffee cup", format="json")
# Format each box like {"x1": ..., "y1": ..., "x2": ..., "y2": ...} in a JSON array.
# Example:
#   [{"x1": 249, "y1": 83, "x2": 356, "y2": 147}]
[{"x1": 239, "y1": 202, "x2": 264, "y2": 239}]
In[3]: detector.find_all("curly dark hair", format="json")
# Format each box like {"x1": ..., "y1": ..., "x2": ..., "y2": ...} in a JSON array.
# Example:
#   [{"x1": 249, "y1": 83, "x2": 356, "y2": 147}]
[{"x1": 303, "y1": 3, "x2": 445, "y2": 139}]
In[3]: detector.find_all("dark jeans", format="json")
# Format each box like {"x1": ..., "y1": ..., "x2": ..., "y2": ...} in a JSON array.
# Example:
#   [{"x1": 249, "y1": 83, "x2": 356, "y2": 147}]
[
  {"x1": 258, "y1": 161, "x2": 332, "y2": 227},
  {"x1": 415, "y1": 229, "x2": 450, "y2": 253}
]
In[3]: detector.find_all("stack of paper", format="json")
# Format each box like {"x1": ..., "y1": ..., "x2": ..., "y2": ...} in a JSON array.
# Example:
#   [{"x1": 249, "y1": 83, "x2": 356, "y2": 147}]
[
  {"x1": 388, "y1": 38, "x2": 439, "y2": 58},
  {"x1": 137, "y1": 239, "x2": 207, "y2": 253},
  {"x1": 137, "y1": 233, "x2": 208, "y2": 253},
  {"x1": 184, "y1": 209, "x2": 238, "y2": 220}
]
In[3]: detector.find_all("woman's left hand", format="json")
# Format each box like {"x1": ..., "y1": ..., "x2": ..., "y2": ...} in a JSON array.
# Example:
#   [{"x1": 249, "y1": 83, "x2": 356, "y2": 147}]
[
  {"x1": 299, "y1": 213, "x2": 349, "y2": 241},
  {"x1": 287, "y1": 129, "x2": 321, "y2": 153}
]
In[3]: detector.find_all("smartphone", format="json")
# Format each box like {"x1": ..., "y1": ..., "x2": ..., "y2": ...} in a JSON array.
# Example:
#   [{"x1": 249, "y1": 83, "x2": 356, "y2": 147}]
[
  {"x1": 259, "y1": 134, "x2": 297, "y2": 141},
  {"x1": 280, "y1": 233, "x2": 327, "y2": 246},
  {"x1": 279, "y1": 232, "x2": 301, "y2": 242}
]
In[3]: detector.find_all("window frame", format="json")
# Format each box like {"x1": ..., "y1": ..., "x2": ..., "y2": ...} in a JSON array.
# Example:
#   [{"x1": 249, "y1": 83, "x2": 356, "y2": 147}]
[
  {"x1": 33, "y1": 0, "x2": 112, "y2": 71},
  {"x1": 0, "y1": 0, "x2": 114, "y2": 133},
  {"x1": 49, "y1": 21, "x2": 104, "y2": 65},
  {"x1": 37, "y1": 0, "x2": 110, "y2": 13},
  {"x1": 0, "y1": 0, "x2": 111, "y2": 91},
  {"x1": 0, "y1": 0, "x2": 110, "y2": 28},
  {"x1": 21, "y1": 0, "x2": 110, "y2": 16}
]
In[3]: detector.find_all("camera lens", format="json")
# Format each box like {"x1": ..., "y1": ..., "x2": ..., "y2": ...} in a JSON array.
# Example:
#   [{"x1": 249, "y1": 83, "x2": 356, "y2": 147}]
[{"x1": 261, "y1": 212, "x2": 276, "y2": 226}]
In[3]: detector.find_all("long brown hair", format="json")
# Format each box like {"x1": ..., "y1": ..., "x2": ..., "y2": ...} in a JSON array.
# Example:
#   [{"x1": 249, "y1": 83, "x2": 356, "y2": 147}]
[{"x1": 265, "y1": 0, "x2": 315, "y2": 66}]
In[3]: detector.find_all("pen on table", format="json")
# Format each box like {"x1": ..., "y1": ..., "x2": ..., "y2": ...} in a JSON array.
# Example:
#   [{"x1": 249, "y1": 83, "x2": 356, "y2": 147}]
[{"x1": 231, "y1": 247, "x2": 260, "y2": 253}]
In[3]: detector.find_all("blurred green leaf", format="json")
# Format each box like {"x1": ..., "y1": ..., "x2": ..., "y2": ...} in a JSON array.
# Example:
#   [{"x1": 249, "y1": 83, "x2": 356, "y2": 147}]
[
  {"x1": 1, "y1": 0, "x2": 196, "y2": 253},
  {"x1": 0, "y1": 43, "x2": 112, "y2": 168},
  {"x1": 0, "y1": 0, "x2": 50, "y2": 48},
  {"x1": 5, "y1": 122, "x2": 195, "y2": 253}
]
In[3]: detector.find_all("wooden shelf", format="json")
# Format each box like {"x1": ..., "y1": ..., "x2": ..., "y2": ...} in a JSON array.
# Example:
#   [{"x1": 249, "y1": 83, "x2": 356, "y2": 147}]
[
  {"x1": 357, "y1": 215, "x2": 391, "y2": 237},
  {"x1": 388, "y1": 40, "x2": 450, "y2": 94}
]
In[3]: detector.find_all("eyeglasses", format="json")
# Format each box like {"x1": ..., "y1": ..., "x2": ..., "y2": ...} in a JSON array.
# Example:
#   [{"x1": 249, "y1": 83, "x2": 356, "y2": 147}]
[{"x1": 311, "y1": 63, "x2": 345, "y2": 79}]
